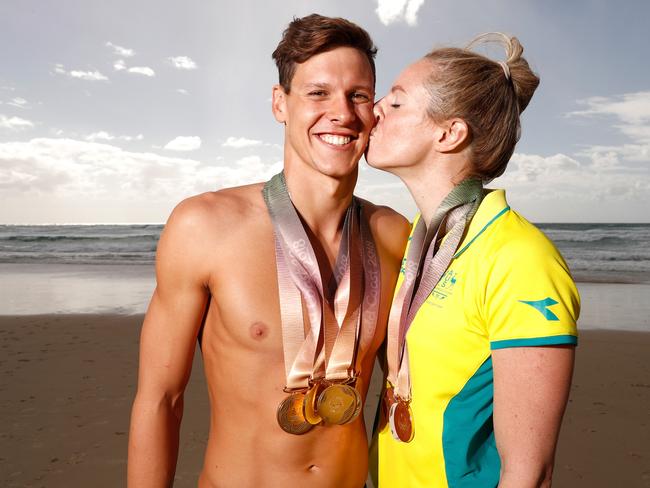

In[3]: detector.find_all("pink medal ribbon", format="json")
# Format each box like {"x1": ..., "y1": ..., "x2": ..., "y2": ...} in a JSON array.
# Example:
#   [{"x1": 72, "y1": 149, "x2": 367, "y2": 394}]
[
  {"x1": 263, "y1": 172, "x2": 381, "y2": 432},
  {"x1": 385, "y1": 178, "x2": 484, "y2": 442}
]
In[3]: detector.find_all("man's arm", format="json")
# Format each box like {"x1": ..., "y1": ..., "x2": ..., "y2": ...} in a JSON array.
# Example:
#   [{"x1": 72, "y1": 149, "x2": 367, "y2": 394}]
[
  {"x1": 127, "y1": 198, "x2": 212, "y2": 487},
  {"x1": 492, "y1": 345, "x2": 575, "y2": 488}
]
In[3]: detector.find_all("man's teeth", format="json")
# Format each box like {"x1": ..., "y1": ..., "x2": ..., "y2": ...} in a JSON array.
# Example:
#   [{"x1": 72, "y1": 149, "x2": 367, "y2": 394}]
[{"x1": 320, "y1": 134, "x2": 351, "y2": 146}]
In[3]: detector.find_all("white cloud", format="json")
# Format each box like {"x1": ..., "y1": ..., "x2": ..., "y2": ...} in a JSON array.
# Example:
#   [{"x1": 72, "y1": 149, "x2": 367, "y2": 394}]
[
  {"x1": 85, "y1": 131, "x2": 145, "y2": 142},
  {"x1": 7, "y1": 97, "x2": 28, "y2": 109},
  {"x1": 617, "y1": 124, "x2": 650, "y2": 144},
  {"x1": 567, "y1": 91, "x2": 650, "y2": 167},
  {"x1": 167, "y1": 56, "x2": 197, "y2": 70},
  {"x1": 123, "y1": 134, "x2": 144, "y2": 142},
  {"x1": 491, "y1": 151, "x2": 650, "y2": 205},
  {"x1": 0, "y1": 114, "x2": 34, "y2": 130},
  {"x1": 164, "y1": 136, "x2": 201, "y2": 151},
  {"x1": 568, "y1": 91, "x2": 650, "y2": 126},
  {"x1": 55, "y1": 63, "x2": 108, "y2": 81},
  {"x1": 85, "y1": 131, "x2": 115, "y2": 142},
  {"x1": 69, "y1": 70, "x2": 108, "y2": 81},
  {"x1": 0, "y1": 138, "x2": 282, "y2": 206},
  {"x1": 576, "y1": 143, "x2": 650, "y2": 166},
  {"x1": 222, "y1": 136, "x2": 263, "y2": 148},
  {"x1": 127, "y1": 66, "x2": 155, "y2": 77},
  {"x1": 376, "y1": 0, "x2": 426, "y2": 26},
  {"x1": 105, "y1": 41, "x2": 135, "y2": 58},
  {"x1": 176, "y1": 88, "x2": 189, "y2": 95},
  {"x1": 113, "y1": 59, "x2": 127, "y2": 71}
]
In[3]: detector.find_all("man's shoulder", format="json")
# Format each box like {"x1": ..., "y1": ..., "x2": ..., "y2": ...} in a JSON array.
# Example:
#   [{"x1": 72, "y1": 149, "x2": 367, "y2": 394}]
[
  {"x1": 167, "y1": 183, "x2": 267, "y2": 231},
  {"x1": 357, "y1": 199, "x2": 410, "y2": 260},
  {"x1": 358, "y1": 198, "x2": 408, "y2": 226}
]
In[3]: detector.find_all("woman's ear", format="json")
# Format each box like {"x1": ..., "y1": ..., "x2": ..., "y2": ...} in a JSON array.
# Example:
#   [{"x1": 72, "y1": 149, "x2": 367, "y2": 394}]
[
  {"x1": 434, "y1": 118, "x2": 469, "y2": 152},
  {"x1": 271, "y1": 85, "x2": 287, "y2": 124}
]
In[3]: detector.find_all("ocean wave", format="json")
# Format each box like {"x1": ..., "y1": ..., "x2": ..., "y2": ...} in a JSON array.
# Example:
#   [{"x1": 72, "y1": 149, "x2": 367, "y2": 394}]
[
  {"x1": 566, "y1": 259, "x2": 650, "y2": 273},
  {"x1": 543, "y1": 230, "x2": 650, "y2": 243},
  {"x1": 0, "y1": 234, "x2": 160, "y2": 242},
  {"x1": 0, "y1": 251, "x2": 155, "y2": 265}
]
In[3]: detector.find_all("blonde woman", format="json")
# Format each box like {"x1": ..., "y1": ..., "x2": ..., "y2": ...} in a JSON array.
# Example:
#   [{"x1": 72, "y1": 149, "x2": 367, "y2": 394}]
[{"x1": 368, "y1": 34, "x2": 579, "y2": 487}]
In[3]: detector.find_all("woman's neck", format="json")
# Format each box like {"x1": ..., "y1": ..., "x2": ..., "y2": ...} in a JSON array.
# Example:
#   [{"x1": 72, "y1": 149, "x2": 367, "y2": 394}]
[{"x1": 395, "y1": 157, "x2": 467, "y2": 228}]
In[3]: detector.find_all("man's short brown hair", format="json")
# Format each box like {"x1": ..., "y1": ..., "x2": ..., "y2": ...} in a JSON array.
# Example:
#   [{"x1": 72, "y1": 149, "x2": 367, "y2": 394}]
[{"x1": 272, "y1": 14, "x2": 377, "y2": 93}]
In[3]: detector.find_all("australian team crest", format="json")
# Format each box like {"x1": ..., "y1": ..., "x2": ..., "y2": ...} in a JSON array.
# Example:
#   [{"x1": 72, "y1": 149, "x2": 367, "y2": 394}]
[{"x1": 428, "y1": 269, "x2": 458, "y2": 307}]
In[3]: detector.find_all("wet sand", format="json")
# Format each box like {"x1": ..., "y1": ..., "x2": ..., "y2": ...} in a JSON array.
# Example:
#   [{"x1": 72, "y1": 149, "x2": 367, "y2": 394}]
[{"x1": 0, "y1": 314, "x2": 648, "y2": 487}]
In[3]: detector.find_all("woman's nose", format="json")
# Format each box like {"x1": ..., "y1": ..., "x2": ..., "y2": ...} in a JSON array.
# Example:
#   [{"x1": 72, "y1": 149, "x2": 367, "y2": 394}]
[{"x1": 373, "y1": 97, "x2": 385, "y2": 120}]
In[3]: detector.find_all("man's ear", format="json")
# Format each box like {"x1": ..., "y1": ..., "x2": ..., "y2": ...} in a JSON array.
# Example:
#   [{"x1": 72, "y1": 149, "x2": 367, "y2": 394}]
[
  {"x1": 272, "y1": 85, "x2": 288, "y2": 123},
  {"x1": 433, "y1": 118, "x2": 469, "y2": 153}
]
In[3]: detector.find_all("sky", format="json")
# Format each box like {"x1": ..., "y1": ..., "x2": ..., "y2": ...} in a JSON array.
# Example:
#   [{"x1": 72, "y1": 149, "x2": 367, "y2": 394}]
[{"x1": 1, "y1": 0, "x2": 649, "y2": 223}]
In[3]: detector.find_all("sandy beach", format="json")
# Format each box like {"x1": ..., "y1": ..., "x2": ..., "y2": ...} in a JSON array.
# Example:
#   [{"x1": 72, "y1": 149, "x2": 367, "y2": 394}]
[{"x1": 1, "y1": 312, "x2": 649, "y2": 487}]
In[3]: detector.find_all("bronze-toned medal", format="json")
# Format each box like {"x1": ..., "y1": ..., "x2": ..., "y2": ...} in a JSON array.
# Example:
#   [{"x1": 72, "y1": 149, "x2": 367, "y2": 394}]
[
  {"x1": 316, "y1": 383, "x2": 359, "y2": 425},
  {"x1": 303, "y1": 382, "x2": 324, "y2": 425},
  {"x1": 389, "y1": 399, "x2": 414, "y2": 443},
  {"x1": 263, "y1": 173, "x2": 382, "y2": 436},
  {"x1": 277, "y1": 392, "x2": 313, "y2": 435},
  {"x1": 380, "y1": 386, "x2": 397, "y2": 430}
]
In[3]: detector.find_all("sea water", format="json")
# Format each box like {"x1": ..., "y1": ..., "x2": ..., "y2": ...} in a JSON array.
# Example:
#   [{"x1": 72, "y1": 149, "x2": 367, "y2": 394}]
[{"x1": 1, "y1": 223, "x2": 649, "y2": 328}]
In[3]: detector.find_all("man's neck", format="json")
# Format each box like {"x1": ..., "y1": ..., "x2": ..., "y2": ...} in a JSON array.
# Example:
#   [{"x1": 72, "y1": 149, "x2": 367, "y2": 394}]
[{"x1": 283, "y1": 164, "x2": 357, "y2": 243}]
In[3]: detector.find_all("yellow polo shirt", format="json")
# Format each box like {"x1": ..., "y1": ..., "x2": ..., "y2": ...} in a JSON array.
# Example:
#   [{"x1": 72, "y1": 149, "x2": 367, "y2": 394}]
[{"x1": 377, "y1": 189, "x2": 579, "y2": 487}]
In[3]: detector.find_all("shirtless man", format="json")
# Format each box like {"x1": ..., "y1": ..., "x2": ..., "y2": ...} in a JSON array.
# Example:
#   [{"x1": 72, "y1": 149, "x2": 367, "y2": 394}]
[{"x1": 127, "y1": 14, "x2": 409, "y2": 488}]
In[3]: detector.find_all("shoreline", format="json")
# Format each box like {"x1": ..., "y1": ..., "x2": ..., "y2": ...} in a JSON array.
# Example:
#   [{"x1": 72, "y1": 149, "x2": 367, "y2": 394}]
[
  {"x1": 2, "y1": 264, "x2": 650, "y2": 333},
  {"x1": 1, "y1": 262, "x2": 648, "y2": 284},
  {"x1": 1, "y1": 314, "x2": 649, "y2": 487}
]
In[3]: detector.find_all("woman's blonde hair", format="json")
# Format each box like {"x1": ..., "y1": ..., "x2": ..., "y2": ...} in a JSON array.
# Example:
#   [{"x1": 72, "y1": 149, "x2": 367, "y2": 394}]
[{"x1": 423, "y1": 32, "x2": 540, "y2": 181}]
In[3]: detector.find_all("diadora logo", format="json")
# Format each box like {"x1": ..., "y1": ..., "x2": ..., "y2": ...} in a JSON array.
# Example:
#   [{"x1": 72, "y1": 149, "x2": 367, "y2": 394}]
[
  {"x1": 429, "y1": 269, "x2": 458, "y2": 305},
  {"x1": 518, "y1": 297, "x2": 560, "y2": 321}
]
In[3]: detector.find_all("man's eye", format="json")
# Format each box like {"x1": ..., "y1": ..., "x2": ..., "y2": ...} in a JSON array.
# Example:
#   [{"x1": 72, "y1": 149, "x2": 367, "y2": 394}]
[
  {"x1": 352, "y1": 93, "x2": 370, "y2": 102},
  {"x1": 391, "y1": 103, "x2": 401, "y2": 108},
  {"x1": 309, "y1": 91, "x2": 327, "y2": 97}
]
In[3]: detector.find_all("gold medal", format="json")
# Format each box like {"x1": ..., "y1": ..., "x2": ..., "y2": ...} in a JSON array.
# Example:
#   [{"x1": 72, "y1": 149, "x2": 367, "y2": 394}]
[
  {"x1": 303, "y1": 382, "x2": 324, "y2": 425},
  {"x1": 342, "y1": 384, "x2": 363, "y2": 424},
  {"x1": 389, "y1": 399, "x2": 414, "y2": 442},
  {"x1": 277, "y1": 392, "x2": 313, "y2": 435},
  {"x1": 316, "y1": 383, "x2": 359, "y2": 425}
]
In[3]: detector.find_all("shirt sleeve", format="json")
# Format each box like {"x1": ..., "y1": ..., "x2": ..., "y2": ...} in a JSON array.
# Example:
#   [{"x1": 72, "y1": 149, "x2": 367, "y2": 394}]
[{"x1": 482, "y1": 229, "x2": 580, "y2": 350}]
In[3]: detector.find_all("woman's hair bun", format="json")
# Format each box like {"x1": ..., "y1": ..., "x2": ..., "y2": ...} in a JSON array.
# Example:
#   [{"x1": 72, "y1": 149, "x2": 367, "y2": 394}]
[{"x1": 465, "y1": 32, "x2": 539, "y2": 113}]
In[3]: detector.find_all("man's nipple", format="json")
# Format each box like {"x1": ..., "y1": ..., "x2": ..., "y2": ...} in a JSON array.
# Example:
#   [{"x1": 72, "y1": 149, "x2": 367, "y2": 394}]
[{"x1": 249, "y1": 321, "x2": 269, "y2": 340}]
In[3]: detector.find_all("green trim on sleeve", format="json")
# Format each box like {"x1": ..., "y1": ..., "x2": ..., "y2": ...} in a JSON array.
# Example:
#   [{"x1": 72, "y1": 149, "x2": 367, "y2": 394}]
[
  {"x1": 490, "y1": 334, "x2": 578, "y2": 350},
  {"x1": 454, "y1": 206, "x2": 510, "y2": 258}
]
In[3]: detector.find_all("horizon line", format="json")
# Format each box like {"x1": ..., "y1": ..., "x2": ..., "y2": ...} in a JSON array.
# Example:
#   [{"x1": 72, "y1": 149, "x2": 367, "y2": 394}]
[{"x1": 1, "y1": 221, "x2": 650, "y2": 226}]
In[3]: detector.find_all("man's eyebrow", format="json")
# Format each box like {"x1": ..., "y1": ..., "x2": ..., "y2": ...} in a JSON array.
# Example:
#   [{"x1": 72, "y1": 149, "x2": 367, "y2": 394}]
[
  {"x1": 302, "y1": 82, "x2": 331, "y2": 90},
  {"x1": 391, "y1": 85, "x2": 407, "y2": 94},
  {"x1": 351, "y1": 84, "x2": 374, "y2": 92},
  {"x1": 300, "y1": 82, "x2": 374, "y2": 92}
]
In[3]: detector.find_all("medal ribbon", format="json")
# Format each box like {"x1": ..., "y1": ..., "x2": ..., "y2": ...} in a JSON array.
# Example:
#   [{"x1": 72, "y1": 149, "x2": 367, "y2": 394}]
[
  {"x1": 386, "y1": 179, "x2": 484, "y2": 400},
  {"x1": 263, "y1": 172, "x2": 381, "y2": 390}
]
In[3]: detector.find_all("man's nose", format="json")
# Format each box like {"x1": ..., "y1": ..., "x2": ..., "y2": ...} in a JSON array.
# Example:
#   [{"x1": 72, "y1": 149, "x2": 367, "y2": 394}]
[{"x1": 328, "y1": 94, "x2": 355, "y2": 124}]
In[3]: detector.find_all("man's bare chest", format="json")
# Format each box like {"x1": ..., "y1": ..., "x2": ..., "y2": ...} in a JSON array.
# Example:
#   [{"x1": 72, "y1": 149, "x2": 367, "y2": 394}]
[{"x1": 203, "y1": 237, "x2": 285, "y2": 352}]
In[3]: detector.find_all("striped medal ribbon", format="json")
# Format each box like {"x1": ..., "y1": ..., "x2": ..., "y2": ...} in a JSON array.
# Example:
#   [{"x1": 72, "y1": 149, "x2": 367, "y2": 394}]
[
  {"x1": 385, "y1": 178, "x2": 484, "y2": 442},
  {"x1": 263, "y1": 172, "x2": 381, "y2": 434}
]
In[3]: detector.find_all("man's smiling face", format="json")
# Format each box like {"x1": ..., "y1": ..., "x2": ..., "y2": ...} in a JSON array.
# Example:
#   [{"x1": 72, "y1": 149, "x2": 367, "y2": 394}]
[{"x1": 273, "y1": 46, "x2": 375, "y2": 179}]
